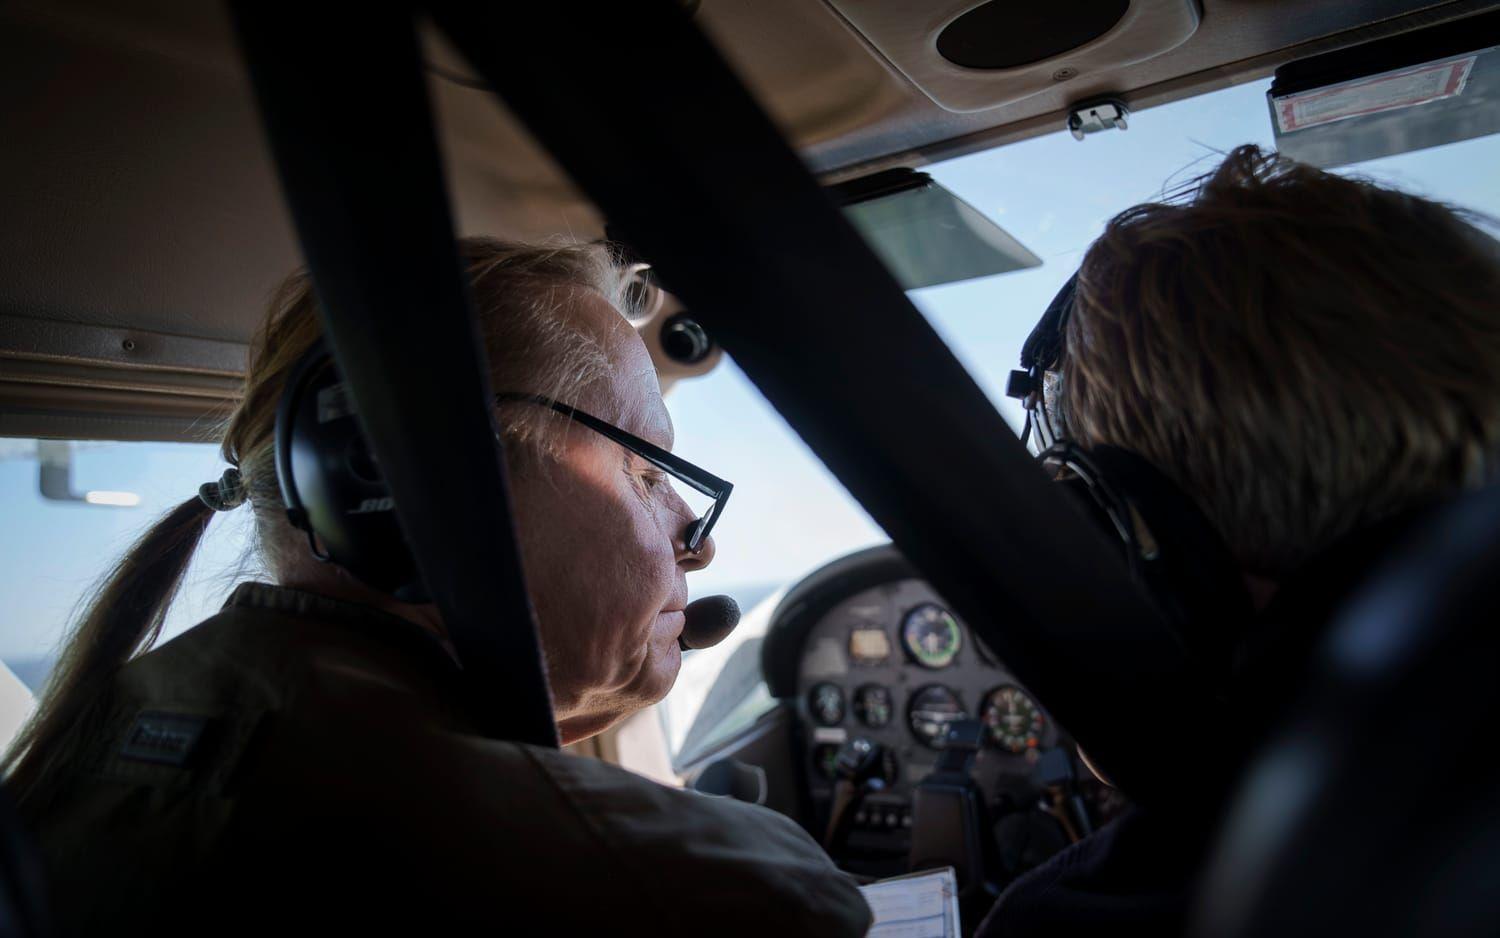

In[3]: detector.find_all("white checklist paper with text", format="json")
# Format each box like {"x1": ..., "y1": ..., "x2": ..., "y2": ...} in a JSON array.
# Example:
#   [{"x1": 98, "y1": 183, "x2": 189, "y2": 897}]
[{"x1": 860, "y1": 867, "x2": 959, "y2": 938}]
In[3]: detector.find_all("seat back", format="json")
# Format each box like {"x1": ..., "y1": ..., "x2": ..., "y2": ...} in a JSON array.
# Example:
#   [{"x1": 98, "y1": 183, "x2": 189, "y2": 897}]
[
  {"x1": 0, "y1": 790, "x2": 49, "y2": 938},
  {"x1": 1197, "y1": 483, "x2": 1500, "y2": 936}
]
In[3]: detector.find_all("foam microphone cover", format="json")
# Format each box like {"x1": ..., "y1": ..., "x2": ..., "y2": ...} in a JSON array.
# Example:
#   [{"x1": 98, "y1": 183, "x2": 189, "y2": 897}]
[{"x1": 678, "y1": 594, "x2": 741, "y2": 651}]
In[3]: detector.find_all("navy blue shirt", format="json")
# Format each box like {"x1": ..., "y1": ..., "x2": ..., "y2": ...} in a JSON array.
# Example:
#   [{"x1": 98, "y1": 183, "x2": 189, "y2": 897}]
[{"x1": 977, "y1": 807, "x2": 1202, "y2": 937}]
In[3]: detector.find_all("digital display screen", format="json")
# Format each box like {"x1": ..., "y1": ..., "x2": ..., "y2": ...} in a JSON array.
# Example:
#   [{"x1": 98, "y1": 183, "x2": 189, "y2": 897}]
[{"x1": 849, "y1": 628, "x2": 891, "y2": 663}]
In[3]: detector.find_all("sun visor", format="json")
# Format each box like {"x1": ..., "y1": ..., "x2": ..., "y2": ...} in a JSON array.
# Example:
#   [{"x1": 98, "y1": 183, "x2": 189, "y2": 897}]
[
  {"x1": 1269, "y1": 12, "x2": 1500, "y2": 168},
  {"x1": 830, "y1": 169, "x2": 1041, "y2": 291}
]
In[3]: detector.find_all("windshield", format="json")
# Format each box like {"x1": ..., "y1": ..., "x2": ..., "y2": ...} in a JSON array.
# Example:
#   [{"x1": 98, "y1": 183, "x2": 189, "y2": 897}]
[{"x1": 659, "y1": 74, "x2": 1500, "y2": 768}]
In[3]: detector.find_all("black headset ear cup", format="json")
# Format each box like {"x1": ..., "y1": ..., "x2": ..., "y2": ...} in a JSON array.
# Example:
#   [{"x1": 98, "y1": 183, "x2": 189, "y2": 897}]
[
  {"x1": 1019, "y1": 272, "x2": 1078, "y2": 377},
  {"x1": 273, "y1": 341, "x2": 425, "y2": 600},
  {"x1": 344, "y1": 436, "x2": 384, "y2": 485},
  {"x1": 1019, "y1": 268, "x2": 1252, "y2": 687},
  {"x1": 1053, "y1": 444, "x2": 1255, "y2": 682}
]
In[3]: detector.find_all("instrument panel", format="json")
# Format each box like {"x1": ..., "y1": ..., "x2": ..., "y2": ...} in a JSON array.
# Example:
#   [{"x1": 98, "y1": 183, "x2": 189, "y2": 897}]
[{"x1": 794, "y1": 577, "x2": 1073, "y2": 861}]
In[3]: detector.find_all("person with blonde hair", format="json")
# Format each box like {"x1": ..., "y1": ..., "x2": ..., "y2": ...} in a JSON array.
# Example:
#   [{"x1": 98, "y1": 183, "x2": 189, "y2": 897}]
[
  {"x1": 983, "y1": 144, "x2": 1500, "y2": 936},
  {"x1": 4, "y1": 238, "x2": 871, "y2": 936}
]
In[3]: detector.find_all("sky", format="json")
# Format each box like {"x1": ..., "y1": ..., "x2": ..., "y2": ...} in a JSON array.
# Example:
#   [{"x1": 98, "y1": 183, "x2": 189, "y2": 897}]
[{"x1": 3, "y1": 74, "x2": 1499, "y2": 691}]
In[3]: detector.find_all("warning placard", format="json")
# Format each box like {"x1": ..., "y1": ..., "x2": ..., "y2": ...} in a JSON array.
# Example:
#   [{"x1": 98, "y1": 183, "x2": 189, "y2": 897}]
[{"x1": 1274, "y1": 56, "x2": 1477, "y2": 133}]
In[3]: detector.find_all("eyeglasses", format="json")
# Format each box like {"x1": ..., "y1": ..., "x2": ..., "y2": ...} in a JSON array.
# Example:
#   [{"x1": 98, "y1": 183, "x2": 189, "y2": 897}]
[{"x1": 494, "y1": 393, "x2": 732, "y2": 553}]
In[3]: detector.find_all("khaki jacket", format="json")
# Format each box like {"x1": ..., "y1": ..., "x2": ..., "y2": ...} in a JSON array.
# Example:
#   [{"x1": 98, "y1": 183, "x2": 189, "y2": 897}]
[{"x1": 24, "y1": 584, "x2": 871, "y2": 936}]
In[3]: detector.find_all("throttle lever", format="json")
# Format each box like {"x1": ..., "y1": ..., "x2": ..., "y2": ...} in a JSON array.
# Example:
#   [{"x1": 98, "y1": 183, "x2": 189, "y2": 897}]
[{"x1": 909, "y1": 718, "x2": 991, "y2": 901}]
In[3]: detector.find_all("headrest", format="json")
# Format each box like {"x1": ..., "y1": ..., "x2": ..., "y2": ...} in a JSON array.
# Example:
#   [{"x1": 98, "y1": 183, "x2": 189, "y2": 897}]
[
  {"x1": 1198, "y1": 487, "x2": 1500, "y2": 937},
  {"x1": 1235, "y1": 504, "x2": 1439, "y2": 697}
]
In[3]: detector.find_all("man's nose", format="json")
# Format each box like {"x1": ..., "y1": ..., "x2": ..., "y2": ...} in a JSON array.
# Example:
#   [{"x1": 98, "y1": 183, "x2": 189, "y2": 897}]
[{"x1": 679, "y1": 525, "x2": 715, "y2": 571}]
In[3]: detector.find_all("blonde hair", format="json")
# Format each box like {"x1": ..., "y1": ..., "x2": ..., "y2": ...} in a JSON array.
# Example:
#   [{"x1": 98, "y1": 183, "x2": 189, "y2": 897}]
[
  {"x1": 4, "y1": 237, "x2": 629, "y2": 811},
  {"x1": 1055, "y1": 145, "x2": 1500, "y2": 575},
  {"x1": 232, "y1": 238, "x2": 627, "y2": 570}
]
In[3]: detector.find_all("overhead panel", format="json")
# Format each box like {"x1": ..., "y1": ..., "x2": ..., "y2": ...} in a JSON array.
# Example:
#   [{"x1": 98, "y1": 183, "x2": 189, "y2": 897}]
[
  {"x1": 0, "y1": 0, "x2": 1479, "y2": 443},
  {"x1": 825, "y1": 0, "x2": 1202, "y2": 113}
]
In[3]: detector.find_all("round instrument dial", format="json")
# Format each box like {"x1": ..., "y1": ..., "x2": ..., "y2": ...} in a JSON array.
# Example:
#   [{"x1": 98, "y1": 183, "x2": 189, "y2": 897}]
[
  {"x1": 808, "y1": 682, "x2": 845, "y2": 726},
  {"x1": 901, "y1": 603, "x2": 963, "y2": 669},
  {"x1": 853, "y1": 684, "x2": 893, "y2": 728},
  {"x1": 982, "y1": 685, "x2": 1047, "y2": 754},
  {"x1": 907, "y1": 685, "x2": 968, "y2": 749}
]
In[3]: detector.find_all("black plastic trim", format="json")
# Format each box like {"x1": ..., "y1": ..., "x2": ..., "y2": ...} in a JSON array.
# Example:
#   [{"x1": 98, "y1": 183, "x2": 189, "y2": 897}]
[
  {"x1": 428, "y1": 0, "x2": 1213, "y2": 805},
  {"x1": 229, "y1": 2, "x2": 557, "y2": 747},
  {"x1": 826, "y1": 168, "x2": 934, "y2": 207},
  {"x1": 1271, "y1": 9, "x2": 1500, "y2": 98}
]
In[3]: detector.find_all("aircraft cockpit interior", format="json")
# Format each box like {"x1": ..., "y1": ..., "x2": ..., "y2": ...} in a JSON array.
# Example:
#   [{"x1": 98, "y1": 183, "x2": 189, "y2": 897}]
[{"x1": 3, "y1": 1, "x2": 1500, "y2": 936}]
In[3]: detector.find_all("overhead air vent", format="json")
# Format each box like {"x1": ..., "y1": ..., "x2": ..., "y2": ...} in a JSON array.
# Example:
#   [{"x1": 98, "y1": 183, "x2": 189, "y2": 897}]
[
  {"x1": 936, "y1": 0, "x2": 1130, "y2": 70},
  {"x1": 827, "y1": 0, "x2": 1201, "y2": 113}
]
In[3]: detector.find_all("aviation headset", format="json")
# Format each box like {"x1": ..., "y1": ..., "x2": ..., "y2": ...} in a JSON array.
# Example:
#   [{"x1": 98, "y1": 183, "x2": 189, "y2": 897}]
[
  {"x1": 274, "y1": 339, "x2": 427, "y2": 603},
  {"x1": 1007, "y1": 274, "x2": 1255, "y2": 677}
]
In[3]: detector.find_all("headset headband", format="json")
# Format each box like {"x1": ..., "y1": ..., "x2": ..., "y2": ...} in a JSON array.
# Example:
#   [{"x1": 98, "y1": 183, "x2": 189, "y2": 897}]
[{"x1": 273, "y1": 337, "x2": 329, "y2": 542}]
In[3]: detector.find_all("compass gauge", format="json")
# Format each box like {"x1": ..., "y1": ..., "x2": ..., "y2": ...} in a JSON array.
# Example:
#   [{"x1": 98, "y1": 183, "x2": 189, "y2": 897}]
[{"x1": 901, "y1": 604, "x2": 962, "y2": 669}]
